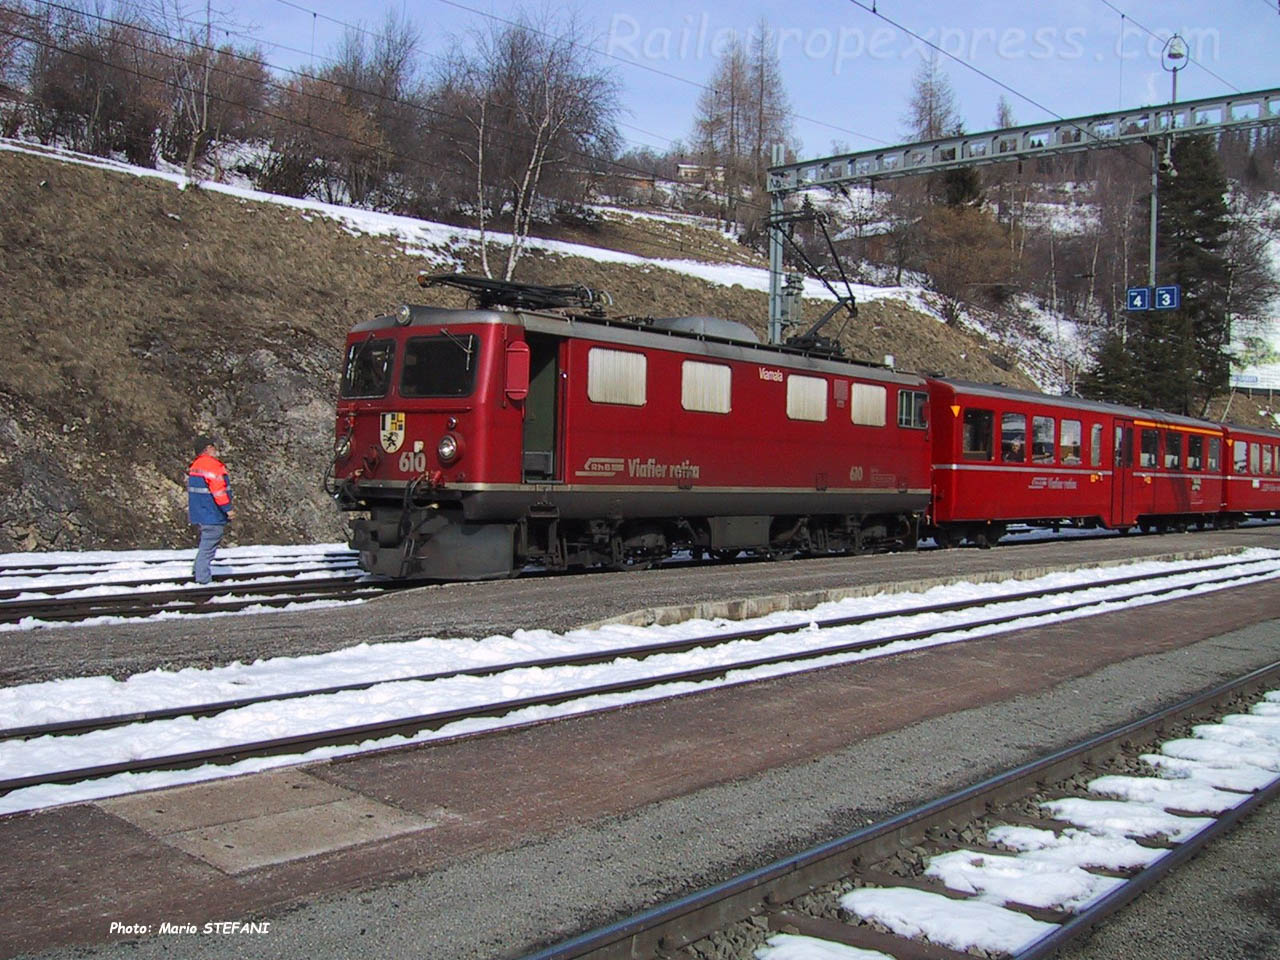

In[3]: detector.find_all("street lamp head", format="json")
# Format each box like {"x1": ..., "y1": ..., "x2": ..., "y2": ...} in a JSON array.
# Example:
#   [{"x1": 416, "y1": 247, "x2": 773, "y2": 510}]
[{"x1": 1162, "y1": 35, "x2": 1188, "y2": 71}]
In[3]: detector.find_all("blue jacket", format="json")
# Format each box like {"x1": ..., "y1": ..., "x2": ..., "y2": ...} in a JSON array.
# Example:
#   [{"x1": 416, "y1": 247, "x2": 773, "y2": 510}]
[{"x1": 188, "y1": 453, "x2": 233, "y2": 525}]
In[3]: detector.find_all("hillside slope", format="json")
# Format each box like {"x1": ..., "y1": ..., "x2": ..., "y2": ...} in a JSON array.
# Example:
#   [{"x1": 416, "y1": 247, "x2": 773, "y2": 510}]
[{"x1": 0, "y1": 145, "x2": 1044, "y2": 552}]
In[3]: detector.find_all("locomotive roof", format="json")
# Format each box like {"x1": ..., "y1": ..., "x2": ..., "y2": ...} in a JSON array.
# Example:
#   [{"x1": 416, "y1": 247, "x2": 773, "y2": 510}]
[
  {"x1": 354, "y1": 304, "x2": 928, "y2": 386},
  {"x1": 933, "y1": 377, "x2": 1242, "y2": 432}
]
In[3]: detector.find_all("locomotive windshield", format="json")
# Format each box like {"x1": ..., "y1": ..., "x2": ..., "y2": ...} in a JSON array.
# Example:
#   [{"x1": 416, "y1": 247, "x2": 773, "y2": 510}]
[
  {"x1": 400, "y1": 334, "x2": 480, "y2": 398},
  {"x1": 340, "y1": 337, "x2": 395, "y2": 398}
]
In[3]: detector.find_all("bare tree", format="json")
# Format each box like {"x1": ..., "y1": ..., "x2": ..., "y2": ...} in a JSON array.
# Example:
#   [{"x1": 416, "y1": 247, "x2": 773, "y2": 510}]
[
  {"x1": 442, "y1": 13, "x2": 619, "y2": 279},
  {"x1": 903, "y1": 53, "x2": 961, "y2": 141},
  {"x1": 690, "y1": 21, "x2": 792, "y2": 228}
]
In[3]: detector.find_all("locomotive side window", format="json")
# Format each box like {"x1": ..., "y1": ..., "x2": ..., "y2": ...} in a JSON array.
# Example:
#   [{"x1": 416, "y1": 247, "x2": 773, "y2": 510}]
[
  {"x1": 1264, "y1": 445, "x2": 1275, "y2": 475},
  {"x1": 897, "y1": 390, "x2": 928, "y2": 429},
  {"x1": 787, "y1": 375, "x2": 828, "y2": 422},
  {"x1": 1032, "y1": 416, "x2": 1055, "y2": 463},
  {"x1": 962, "y1": 408, "x2": 993, "y2": 461},
  {"x1": 1187, "y1": 435, "x2": 1204, "y2": 471},
  {"x1": 587, "y1": 348, "x2": 647, "y2": 406},
  {"x1": 340, "y1": 338, "x2": 395, "y2": 398},
  {"x1": 1140, "y1": 429, "x2": 1159, "y2": 468},
  {"x1": 1164, "y1": 431, "x2": 1182, "y2": 470},
  {"x1": 681, "y1": 361, "x2": 731, "y2": 414},
  {"x1": 1251, "y1": 442, "x2": 1262, "y2": 474},
  {"x1": 1235, "y1": 441, "x2": 1249, "y2": 474},
  {"x1": 851, "y1": 383, "x2": 886, "y2": 427},
  {"x1": 400, "y1": 334, "x2": 480, "y2": 398},
  {"x1": 1060, "y1": 420, "x2": 1082, "y2": 464},
  {"x1": 1208, "y1": 437, "x2": 1221, "y2": 471},
  {"x1": 1001, "y1": 413, "x2": 1026, "y2": 462},
  {"x1": 1090, "y1": 424, "x2": 1103, "y2": 467}
]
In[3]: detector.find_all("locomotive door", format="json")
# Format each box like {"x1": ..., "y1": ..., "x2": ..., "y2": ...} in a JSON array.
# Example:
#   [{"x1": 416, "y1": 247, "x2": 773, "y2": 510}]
[
  {"x1": 1111, "y1": 419, "x2": 1135, "y2": 526},
  {"x1": 522, "y1": 334, "x2": 562, "y2": 481}
]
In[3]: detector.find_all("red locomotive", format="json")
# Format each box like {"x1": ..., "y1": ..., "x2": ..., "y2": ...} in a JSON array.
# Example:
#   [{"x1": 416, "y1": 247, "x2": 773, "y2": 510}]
[
  {"x1": 330, "y1": 275, "x2": 1280, "y2": 577},
  {"x1": 331, "y1": 275, "x2": 930, "y2": 578}
]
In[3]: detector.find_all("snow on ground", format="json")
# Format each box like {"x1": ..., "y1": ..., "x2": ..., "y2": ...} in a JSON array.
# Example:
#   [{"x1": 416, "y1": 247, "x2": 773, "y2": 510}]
[
  {"x1": 0, "y1": 542, "x2": 364, "y2": 631},
  {"x1": 1, "y1": 548, "x2": 1279, "y2": 815},
  {"x1": 0, "y1": 139, "x2": 948, "y2": 319}
]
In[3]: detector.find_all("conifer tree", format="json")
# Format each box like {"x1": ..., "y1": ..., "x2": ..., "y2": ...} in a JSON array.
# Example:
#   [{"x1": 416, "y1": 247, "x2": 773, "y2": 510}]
[{"x1": 1081, "y1": 136, "x2": 1233, "y2": 415}]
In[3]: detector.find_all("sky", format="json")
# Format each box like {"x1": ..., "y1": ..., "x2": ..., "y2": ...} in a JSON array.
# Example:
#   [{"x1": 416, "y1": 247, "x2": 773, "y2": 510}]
[{"x1": 205, "y1": 0, "x2": 1280, "y2": 159}]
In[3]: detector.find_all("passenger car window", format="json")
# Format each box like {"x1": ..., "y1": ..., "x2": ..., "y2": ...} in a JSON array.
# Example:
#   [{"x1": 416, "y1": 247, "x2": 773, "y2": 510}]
[
  {"x1": 1164, "y1": 431, "x2": 1182, "y2": 470},
  {"x1": 1187, "y1": 435, "x2": 1203, "y2": 471},
  {"x1": 1140, "y1": 429, "x2": 1158, "y2": 468},
  {"x1": 1090, "y1": 423, "x2": 1103, "y2": 467},
  {"x1": 962, "y1": 408, "x2": 994, "y2": 461},
  {"x1": 1002, "y1": 413, "x2": 1027, "y2": 463},
  {"x1": 1032, "y1": 416, "x2": 1055, "y2": 463},
  {"x1": 1208, "y1": 437, "x2": 1221, "y2": 471},
  {"x1": 1234, "y1": 441, "x2": 1249, "y2": 474},
  {"x1": 1060, "y1": 420, "x2": 1082, "y2": 464}
]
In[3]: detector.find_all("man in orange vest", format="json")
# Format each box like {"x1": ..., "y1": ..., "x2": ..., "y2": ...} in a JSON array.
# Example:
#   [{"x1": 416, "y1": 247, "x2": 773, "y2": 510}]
[{"x1": 188, "y1": 435, "x2": 236, "y2": 584}]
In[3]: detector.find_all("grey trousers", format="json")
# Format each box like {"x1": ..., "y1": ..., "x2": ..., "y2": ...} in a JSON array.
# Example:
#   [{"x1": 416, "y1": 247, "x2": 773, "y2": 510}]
[{"x1": 193, "y1": 523, "x2": 226, "y2": 583}]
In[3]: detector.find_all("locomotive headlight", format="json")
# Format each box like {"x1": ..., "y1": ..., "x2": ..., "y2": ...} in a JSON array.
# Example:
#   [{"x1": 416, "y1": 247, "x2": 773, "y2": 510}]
[
  {"x1": 396, "y1": 304, "x2": 412, "y2": 325},
  {"x1": 437, "y1": 433, "x2": 460, "y2": 464}
]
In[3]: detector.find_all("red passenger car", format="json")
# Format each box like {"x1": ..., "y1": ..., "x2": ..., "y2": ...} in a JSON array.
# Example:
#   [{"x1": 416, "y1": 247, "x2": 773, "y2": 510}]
[
  {"x1": 927, "y1": 380, "x2": 1230, "y2": 544},
  {"x1": 1222, "y1": 424, "x2": 1280, "y2": 521},
  {"x1": 332, "y1": 276, "x2": 932, "y2": 578}
]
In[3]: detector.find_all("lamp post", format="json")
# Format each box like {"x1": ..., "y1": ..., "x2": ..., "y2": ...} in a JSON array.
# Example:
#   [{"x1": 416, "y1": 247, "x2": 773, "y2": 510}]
[{"x1": 1148, "y1": 35, "x2": 1187, "y2": 287}]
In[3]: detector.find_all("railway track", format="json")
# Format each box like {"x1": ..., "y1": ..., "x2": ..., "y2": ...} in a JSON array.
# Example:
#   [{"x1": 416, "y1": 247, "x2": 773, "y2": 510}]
[
  {"x1": 0, "y1": 549, "x2": 372, "y2": 627},
  {"x1": 4, "y1": 552, "x2": 1277, "y2": 807},
  {"x1": 518, "y1": 662, "x2": 1280, "y2": 960}
]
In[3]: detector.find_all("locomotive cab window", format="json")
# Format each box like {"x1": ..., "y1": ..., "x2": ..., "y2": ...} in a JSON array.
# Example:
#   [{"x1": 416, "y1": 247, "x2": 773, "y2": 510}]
[
  {"x1": 340, "y1": 337, "x2": 395, "y2": 398},
  {"x1": 787, "y1": 375, "x2": 828, "y2": 422},
  {"x1": 1208, "y1": 437, "x2": 1221, "y2": 471},
  {"x1": 588, "y1": 348, "x2": 647, "y2": 406},
  {"x1": 1140, "y1": 429, "x2": 1159, "y2": 468},
  {"x1": 1164, "y1": 431, "x2": 1182, "y2": 470},
  {"x1": 1001, "y1": 413, "x2": 1027, "y2": 462},
  {"x1": 1060, "y1": 419, "x2": 1082, "y2": 464},
  {"x1": 897, "y1": 390, "x2": 927, "y2": 430},
  {"x1": 962, "y1": 408, "x2": 994, "y2": 461},
  {"x1": 1032, "y1": 416, "x2": 1055, "y2": 463},
  {"x1": 400, "y1": 333, "x2": 480, "y2": 398}
]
